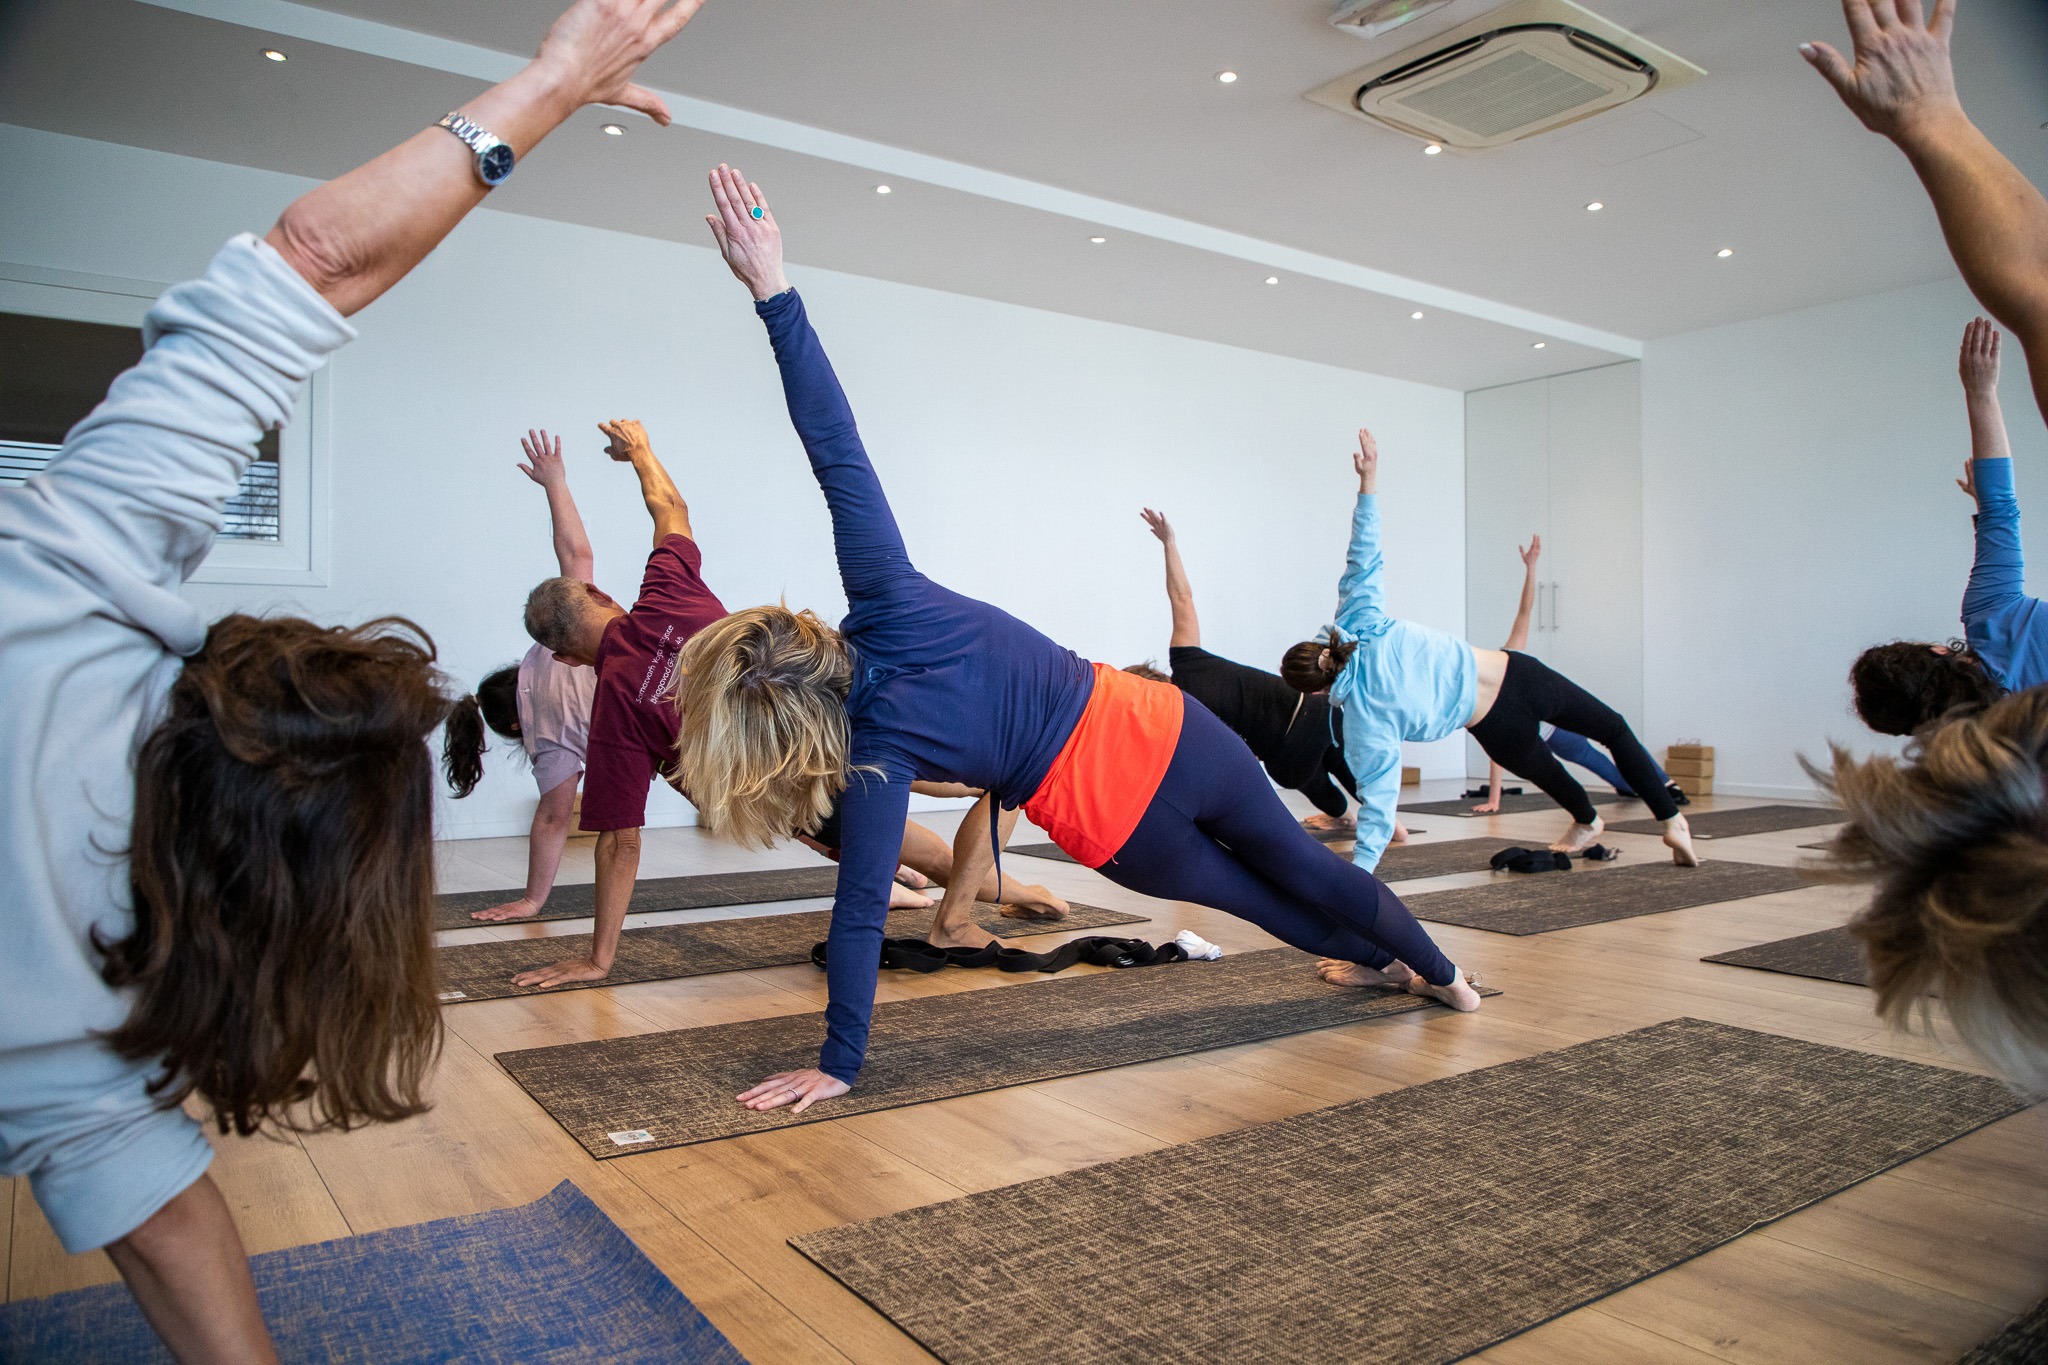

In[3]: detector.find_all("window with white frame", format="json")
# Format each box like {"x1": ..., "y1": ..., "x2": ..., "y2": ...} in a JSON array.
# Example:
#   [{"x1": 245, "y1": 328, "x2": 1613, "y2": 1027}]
[{"x1": 0, "y1": 263, "x2": 329, "y2": 585}]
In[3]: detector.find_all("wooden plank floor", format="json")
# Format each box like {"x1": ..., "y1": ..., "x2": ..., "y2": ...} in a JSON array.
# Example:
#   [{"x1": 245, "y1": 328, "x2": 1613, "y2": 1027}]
[{"x1": 9, "y1": 786, "x2": 2044, "y2": 1363}]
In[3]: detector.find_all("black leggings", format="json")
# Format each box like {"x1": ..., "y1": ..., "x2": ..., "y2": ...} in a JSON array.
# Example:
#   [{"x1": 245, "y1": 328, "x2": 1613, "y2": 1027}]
[
  {"x1": 1468, "y1": 652, "x2": 1676, "y2": 825},
  {"x1": 1093, "y1": 699, "x2": 1457, "y2": 985}
]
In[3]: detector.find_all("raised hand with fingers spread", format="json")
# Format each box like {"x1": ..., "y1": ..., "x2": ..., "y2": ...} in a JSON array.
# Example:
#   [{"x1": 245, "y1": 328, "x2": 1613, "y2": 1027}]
[
  {"x1": 1140, "y1": 507, "x2": 1175, "y2": 545},
  {"x1": 705, "y1": 163, "x2": 791, "y2": 301},
  {"x1": 1519, "y1": 534, "x2": 1543, "y2": 570},
  {"x1": 1800, "y1": 0, "x2": 1960, "y2": 138},
  {"x1": 518, "y1": 427, "x2": 566, "y2": 487},
  {"x1": 1803, "y1": 0, "x2": 2048, "y2": 427}
]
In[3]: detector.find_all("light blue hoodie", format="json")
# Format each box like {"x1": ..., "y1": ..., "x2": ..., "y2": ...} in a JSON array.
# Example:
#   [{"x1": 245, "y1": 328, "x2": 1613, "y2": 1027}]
[{"x1": 1326, "y1": 492, "x2": 1477, "y2": 871}]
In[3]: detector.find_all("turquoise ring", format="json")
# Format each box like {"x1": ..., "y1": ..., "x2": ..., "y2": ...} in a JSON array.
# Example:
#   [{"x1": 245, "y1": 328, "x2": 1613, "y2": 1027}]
[{"x1": 750, "y1": 206, "x2": 764, "y2": 220}]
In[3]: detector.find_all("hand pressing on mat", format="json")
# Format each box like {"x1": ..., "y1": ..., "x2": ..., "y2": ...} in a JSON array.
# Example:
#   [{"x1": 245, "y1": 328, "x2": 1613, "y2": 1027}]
[
  {"x1": 1302, "y1": 811, "x2": 1356, "y2": 832},
  {"x1": 739, "y1": 1068, "x2": 849, "y2": 1114},
  {"x1": 472, "y1": 895, "x2": 543, "y2": 923},
  {"x1": 512, "y1": 955, "x2": 611, "y2": 990}
]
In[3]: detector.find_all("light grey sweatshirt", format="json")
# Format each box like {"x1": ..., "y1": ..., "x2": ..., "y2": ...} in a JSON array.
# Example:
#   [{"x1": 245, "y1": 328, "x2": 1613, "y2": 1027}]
[{"x1": 0, "y1": 234, "x2": 352, "y2": 1253}]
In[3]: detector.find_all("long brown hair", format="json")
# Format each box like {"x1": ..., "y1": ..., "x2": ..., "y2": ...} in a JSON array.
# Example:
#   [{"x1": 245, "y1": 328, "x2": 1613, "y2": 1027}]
[
  {"x1": 98, "y1": 614, "x2": 450, "y2": 1135},
  {"x1": 1810, "y1": 685, "x2": 2048, "y2": 1094}
]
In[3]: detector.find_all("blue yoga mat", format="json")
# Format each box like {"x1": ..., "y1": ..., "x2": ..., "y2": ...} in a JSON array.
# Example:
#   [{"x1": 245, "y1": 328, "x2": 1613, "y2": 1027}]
[{"x1": 0, "y1": 1181, "x2": 746, "y2": 1363}]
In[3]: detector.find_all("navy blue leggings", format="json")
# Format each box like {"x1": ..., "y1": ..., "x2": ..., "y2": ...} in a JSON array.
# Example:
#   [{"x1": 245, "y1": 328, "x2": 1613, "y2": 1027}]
[{"x1": 1093, "y1": 699, "x2": 1458, "y2": 986}]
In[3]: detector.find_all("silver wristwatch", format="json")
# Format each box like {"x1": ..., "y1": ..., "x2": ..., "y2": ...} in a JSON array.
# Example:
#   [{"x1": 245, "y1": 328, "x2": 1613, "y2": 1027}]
[{"x1": 436, "y1": 111, "x2": 515, "y2": 187}]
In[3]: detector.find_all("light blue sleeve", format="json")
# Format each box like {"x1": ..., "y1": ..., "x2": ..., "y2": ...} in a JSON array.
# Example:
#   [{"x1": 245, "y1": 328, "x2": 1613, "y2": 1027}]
[
  {"x1": 1343, "y1": 716, "x2": 1403, "y2": 873},
  {"x1": 1963, "y1": 458, "x2": 2026, "y2": 626},
  {"x1": 1335, "y1": 492, "x2": 1387, "y2": 637}
]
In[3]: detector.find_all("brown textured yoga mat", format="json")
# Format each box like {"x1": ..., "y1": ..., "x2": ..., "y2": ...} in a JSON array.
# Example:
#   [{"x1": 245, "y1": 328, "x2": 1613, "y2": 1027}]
[
  {"x1": 434, "y1": 864, "x2": 842, "y2": 931},
  {"x1": 1398, "y1": 790, "x2": 1629, "y2": 818},
  {"x1": 1961, "y1": 1296, "x2": 2048, "y2": 1365},
  {"x1": 1704, "y1": 925, "x2": 1869, "y2": 987},
  {"x1": 795, "y1": 1018, "x2": 2020, "y2": 1365},
  {"x1": 1406, "y1": 859, "x2": 1804, "y2": 935},
  {"x1": 1607, "y1": 804, "x2": 1845, "y2": 839},
  {"x1": 497, "y1": 947, "x2": 1495, "y2": 1158},
  {"x1": 436, "y1": 901, "x2": 1147, "y2": 1004}
]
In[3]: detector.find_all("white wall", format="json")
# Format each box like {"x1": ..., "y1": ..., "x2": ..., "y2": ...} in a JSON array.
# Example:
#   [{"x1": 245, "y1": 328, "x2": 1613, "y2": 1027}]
[
  {"x1": 1642, "y1": 276, "x2": 2048, "y2": 795},
  {"x1": 0, "y1": 123, "x2": 1467, "y2": 838}
]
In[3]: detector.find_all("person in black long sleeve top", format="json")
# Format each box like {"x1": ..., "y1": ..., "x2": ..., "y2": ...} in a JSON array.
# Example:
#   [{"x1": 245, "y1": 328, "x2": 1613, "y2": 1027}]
[
  {"x1": 676, "y1": 165, "x2": 1479, "y2": 1117},
  {"x1": 1130, "y1": 507, "x2": 1398, "y2": 839}
]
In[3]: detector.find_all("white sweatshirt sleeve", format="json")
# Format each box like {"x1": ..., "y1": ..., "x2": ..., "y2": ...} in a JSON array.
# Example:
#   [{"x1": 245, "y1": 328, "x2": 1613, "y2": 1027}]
[{"x1": 0, "y1": 234, "x2": 353, "y2": 1254}]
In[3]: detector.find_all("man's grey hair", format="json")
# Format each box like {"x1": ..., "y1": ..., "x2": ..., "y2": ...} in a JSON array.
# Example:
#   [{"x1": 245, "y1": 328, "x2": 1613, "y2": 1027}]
[{"x1": 524, "y1": 578, "x2": 591, "y2": 656}]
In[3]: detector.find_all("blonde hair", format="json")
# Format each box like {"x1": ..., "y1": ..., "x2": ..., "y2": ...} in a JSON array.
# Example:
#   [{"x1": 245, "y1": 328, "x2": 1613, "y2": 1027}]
[
  {"x1": 674, "y1": 606, "x2": 854, "y2": 848},
  {"x1": 1811, "y1": 686, "x2": 2048, "y2": 1094}
]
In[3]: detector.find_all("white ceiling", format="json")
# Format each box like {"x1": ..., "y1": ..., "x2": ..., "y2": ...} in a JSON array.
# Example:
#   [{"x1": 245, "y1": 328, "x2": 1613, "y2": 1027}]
[{"x1": 3, "y1": 0, "x2": 2045, "y2": 390}]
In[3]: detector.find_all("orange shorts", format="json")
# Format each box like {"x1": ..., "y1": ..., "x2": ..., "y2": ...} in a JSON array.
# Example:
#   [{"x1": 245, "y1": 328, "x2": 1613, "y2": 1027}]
[{"x1": 1023, "y1": 662, "x2": 1185, "y2": 868}]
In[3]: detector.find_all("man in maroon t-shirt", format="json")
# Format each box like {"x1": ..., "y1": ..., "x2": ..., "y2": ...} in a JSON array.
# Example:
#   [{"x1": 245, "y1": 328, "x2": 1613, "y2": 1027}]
[{"x1": 515, "y1": 419, "x2": 727, "y2": 989}]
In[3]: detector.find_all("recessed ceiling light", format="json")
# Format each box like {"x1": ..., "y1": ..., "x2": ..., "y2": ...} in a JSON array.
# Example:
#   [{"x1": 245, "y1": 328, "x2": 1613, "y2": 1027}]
[
  {"x1": 261, "y1": 47, "x2": 287, "y2": 61},
  {"x1": 1265, "y1": 276, "x2": 1279, "y2": 285},
  {"x1": 601, "y1": 123, "x2": 624, "y2": 136},
  {"x1": 1217, "y1": 71, "x2": 1239, "y2": 83},
  {"x1": 1090, "y1": 235, "x2": 1107, "y2": 244},
  {"x1": 1423, "y1": 143, "x2": 1443, "y2": 155},
  {"x1": 875, "y1": 184, "x2": 892, "y2": 194},
  {"x1": 1411, "y1": 311, "x2": 1425, "y2": 320},
  {"x1": 1532, "y1": 342, "x2": 1547, "y2": 349},
  {"x1": 1585, "y1": 201, "x2": 1604, "y2": 212},
  {"x1": 1717, "y1": 247, "x2": 1734, "y2": 258}
]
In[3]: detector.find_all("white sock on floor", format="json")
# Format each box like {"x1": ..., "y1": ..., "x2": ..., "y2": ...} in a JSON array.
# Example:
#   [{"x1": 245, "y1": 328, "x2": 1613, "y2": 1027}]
[{"x1": 1174, "y1": 930, "x2": 1223, "y2": 960}]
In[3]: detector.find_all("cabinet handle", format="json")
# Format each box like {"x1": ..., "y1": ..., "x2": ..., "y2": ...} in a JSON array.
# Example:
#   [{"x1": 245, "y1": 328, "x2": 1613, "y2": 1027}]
[{"x1": 1551, "y1": 582, "x2": 1561, "y2": 632}]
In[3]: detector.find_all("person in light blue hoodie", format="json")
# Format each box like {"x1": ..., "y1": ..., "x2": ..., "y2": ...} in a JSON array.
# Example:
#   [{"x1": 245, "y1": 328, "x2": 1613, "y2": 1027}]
[
  {"x1": 1850, "y1": 318, "x2": 2036, "y2": 736},
  {"x1": 1281, "y1": 428, "x2": 1698, "y2": 874}
]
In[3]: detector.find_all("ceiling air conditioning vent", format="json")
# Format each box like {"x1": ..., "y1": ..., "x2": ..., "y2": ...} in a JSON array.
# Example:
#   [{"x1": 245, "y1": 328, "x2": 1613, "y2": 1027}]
[{"x1": 1307, "y1": 0, "x2": 1704, "y2": 152}]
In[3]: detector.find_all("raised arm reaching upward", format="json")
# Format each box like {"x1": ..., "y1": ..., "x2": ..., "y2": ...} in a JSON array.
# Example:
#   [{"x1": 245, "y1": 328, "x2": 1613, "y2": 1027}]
[
  {"x1": 1475, "y1": 534, "x2": 1543, "y2": 813},
  {"x1": 1503, "y1": 534, "x2": 1542, "y2": 653},
  {"x1": 1141, "y1": 508, "x2": 1201, "y2": 647},
  {"x1": 1335, "y1": 428, "x2": 1387, "y2": 637},
  {"x1": 1804, "y1": 0, "x2": 2048, "y2": 426},
  {"x1": 518, "y1": 428, "x2": 595, "y2": 580},
  {"x1": 600, "y1": 419, "x2": 693, "y2": 545},
  {"x1": 267, "y1": 0, "x2": 704, "y2": 317}
]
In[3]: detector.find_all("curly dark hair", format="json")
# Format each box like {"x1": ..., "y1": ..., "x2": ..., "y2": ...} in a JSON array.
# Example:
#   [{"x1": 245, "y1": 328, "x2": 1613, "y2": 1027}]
[
  {"x1": 98, "y1": 614, "x2": 450, "y2": 1136},
  {"x1": 1849, "y1": 640, "x2": 2002, "y2": 736}
]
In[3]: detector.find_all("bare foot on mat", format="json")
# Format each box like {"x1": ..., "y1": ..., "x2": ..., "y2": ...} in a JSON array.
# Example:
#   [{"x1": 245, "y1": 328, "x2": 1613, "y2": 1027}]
[
  {"x1": 1407, "y1": 969, "x2": 1483, "y2": 1012},
  {"x1": 999, "y1": 883, "x2": 1070, "y2": 920},
  {"x1": 1318, "y1": 958, "x2": 1417, "y2": 989},
  {"x1": 1663, "y1": 814, "x2": 1701, "y2": 867},
  {"x1": 1549, "y1": 815, "x2": 1604, "y2": 855},
  {"x1": 888, "y1": 882, "x2": 934, "y2": 910}
]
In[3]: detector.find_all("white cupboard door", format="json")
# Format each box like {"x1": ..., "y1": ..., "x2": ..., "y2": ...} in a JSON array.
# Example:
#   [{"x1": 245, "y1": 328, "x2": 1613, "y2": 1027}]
[{"x1": 1544, "y1": 362, "x2": 1645, "y2": 725}]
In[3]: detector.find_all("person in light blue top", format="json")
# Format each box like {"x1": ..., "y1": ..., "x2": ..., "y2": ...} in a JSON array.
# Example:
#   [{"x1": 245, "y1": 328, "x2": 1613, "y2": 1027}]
[
  {"x1": 1850, "y1": 319, "x2": 2034, "y2": 736},
  {"x1": 1282, "y1": 428, "x2": 1698, "y2": 872}
]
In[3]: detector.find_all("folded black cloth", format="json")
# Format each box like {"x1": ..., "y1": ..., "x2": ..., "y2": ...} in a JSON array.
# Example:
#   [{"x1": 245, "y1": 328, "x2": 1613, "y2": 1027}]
[
  {"x1": 997, "y1": 935, "x2": 1192, "y2": 974},
  {"x1": 815, "y1": 934, "x2": 1192, "y2": 976},
  {"x1": 1489, "y1": 846, "x2": 1573, "y2": 874},
  {"x1": 1578, "y1": 843, "x2": 1622, "y2": 862},
  {"x1": 1464, "y1": 785, "x2": 1525, "y2": 798}
]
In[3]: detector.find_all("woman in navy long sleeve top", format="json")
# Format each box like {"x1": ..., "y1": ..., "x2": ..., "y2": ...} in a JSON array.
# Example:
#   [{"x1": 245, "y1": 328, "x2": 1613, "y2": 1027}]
[{"x1": 680, "y1": 167, "x2": 1479, "y2": 1115}]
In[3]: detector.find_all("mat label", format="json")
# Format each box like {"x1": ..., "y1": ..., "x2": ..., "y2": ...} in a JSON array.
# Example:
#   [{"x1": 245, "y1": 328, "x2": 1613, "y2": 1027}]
[
  {"x1": 608, "y1": 1129, "x2": 655, "y2": 1146},
  {"x1": 437, "y1": 990, "x2": 467, "y2": 1002}
]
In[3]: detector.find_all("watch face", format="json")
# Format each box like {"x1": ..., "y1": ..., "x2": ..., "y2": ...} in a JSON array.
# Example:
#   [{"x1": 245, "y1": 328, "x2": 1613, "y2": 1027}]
[{"x1": 479, "y1": 143, "x2": 515, "y2": 185}]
